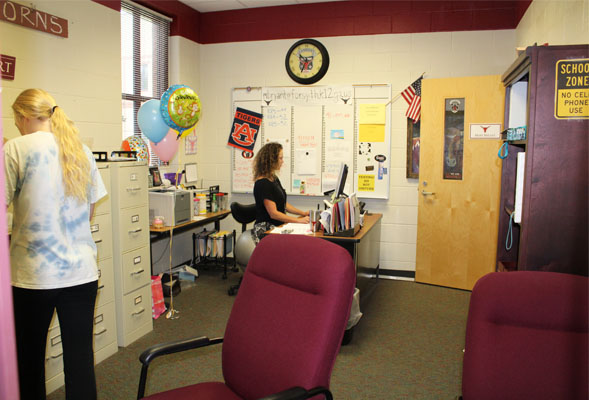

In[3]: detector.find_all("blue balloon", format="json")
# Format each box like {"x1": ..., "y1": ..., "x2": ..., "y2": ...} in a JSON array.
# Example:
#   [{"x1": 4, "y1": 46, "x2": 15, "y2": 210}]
[{"x1": 137, "y1": 99, "x2": 169, "y2": 143}]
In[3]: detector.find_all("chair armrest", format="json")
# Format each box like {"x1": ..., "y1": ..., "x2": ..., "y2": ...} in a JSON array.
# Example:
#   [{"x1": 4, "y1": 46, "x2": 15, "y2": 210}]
[
  {"x1": 258, "y1": 386, "x2": 333, "y2": 400},
  {"x1": 139, "y1": 336, "x2": 223, "y2": 365},
  {"x1": 138, "y1": 336, "x2": 223, "y2": 399}
]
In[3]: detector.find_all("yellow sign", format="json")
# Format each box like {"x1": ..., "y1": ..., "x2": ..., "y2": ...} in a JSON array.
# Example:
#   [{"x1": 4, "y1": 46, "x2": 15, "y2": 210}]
[
  {"x1": 554, "y1": 58, "x2": 589, "y2": 119},
  {"x1": 357, "y1": 174, "x2": 375, "y2": 191},
  {"x1": 359, "y1": 104, "x2": 386, "y2": 124},
  {"x1": 359, "y1": 124, "x2": 385, "y2": 142}
]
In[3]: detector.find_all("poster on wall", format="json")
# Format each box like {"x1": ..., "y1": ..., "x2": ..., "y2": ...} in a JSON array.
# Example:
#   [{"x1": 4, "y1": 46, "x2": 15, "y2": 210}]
[
  {"x1": 227, "y1": 107, "x2": 263, "y2": 153},
  {"x1": 443, "y1": 98, "x2": 464, "y2": 180}
]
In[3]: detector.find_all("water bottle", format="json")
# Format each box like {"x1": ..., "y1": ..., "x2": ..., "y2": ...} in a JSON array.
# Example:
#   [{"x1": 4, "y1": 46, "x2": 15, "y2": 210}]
[{"x1": 193, "y1": 198, "x2": 200, "y2": 217}]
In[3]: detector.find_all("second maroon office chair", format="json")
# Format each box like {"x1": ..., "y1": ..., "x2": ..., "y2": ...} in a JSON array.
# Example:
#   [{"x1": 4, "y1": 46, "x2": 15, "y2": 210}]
[
  {"x1": 137, "y1": 234, "x2": 356, "y2": 400},
  {"x1": 461, "y1": 271, "x2": 588, "y2": 400}
]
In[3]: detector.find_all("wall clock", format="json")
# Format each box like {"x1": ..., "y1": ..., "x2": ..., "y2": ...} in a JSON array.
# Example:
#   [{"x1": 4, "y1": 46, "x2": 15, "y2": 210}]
[{"x1": 285, "y1": 38, "x2": 329, "y2": 85}]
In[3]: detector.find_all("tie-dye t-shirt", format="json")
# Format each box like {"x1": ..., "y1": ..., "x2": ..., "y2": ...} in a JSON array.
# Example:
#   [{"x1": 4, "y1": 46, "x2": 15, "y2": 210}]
[{"x1": 3, "y1": 131, "x2": 107, "y2": 289}]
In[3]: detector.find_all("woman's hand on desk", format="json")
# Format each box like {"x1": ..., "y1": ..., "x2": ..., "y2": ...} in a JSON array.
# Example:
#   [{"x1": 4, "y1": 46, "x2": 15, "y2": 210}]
[{"x1": 297, "y1": 215, "x2": 309, "y2": 224}]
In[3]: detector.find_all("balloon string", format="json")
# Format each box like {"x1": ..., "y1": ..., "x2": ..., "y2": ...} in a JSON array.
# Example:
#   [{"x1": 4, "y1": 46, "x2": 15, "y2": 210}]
[{"x1": 175, "y1": 132, "x2": 184, "y2": 188}]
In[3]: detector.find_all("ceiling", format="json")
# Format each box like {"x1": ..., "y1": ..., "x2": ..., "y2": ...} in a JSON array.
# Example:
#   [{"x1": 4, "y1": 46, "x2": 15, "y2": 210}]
[{"x1": 178, "y1": 0, "x2": 346, "y2": 13}]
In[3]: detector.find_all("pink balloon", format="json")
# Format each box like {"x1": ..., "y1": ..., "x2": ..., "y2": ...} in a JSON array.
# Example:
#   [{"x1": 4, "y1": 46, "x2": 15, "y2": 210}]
[{"x1": 150, "y1": 129, "x2": 179, "y2": 162}]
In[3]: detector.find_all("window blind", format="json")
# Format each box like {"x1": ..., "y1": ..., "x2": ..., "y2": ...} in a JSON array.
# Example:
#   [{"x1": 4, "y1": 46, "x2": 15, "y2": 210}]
[{"x1": 121, "y1": 1, "x2": 169, "y2": 165}]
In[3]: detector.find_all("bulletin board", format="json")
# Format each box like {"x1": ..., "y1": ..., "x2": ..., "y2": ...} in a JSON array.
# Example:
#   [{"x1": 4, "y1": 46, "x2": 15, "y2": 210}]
[{"x1": 231, "y1": 85, "x2": 391, "y2": 199}]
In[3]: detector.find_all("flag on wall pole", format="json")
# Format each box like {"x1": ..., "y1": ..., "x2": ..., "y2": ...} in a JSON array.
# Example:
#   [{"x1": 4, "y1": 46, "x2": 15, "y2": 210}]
[{"x1": 401, "y1": 77, "x2": 422, "y2": 123}]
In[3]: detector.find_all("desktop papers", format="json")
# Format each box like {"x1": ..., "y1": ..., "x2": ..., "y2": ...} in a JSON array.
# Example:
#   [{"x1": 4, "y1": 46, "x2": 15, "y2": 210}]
[{"x1": 271, "y1": 223, "x2": 312, "y2": 235}]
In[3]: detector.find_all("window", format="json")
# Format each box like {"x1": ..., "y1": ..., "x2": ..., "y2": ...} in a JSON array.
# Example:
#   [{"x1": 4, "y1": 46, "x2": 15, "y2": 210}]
[{"x1": 121, "y1": 1, "x2": 169, "y2": 165}]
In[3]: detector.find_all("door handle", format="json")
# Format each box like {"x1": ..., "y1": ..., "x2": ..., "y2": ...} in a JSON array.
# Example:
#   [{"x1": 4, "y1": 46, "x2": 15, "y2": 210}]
[{"x1": 421, "y1": 190, "x2": 436, "y2": 196}]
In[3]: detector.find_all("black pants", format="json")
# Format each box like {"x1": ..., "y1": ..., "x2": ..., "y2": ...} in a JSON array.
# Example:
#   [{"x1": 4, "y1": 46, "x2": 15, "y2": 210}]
[{"x1": 13, "y1": 281, "x2": 98, "y2": 400}]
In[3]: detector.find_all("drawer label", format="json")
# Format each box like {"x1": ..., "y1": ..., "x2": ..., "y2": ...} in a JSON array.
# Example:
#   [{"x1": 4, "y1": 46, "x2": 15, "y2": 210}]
[
  {"x1": 94, "y1": 314, "x2": 104, "y2": 324},
  {"x1": 90, "y1": 224, "x2": 99, "y2": 233},
  {"x1": 98, "y1": 269, "x2": 102, "y2": 278},
  {"x1": 134, "y1": 256, "x2": 141, "y2": 264},
  {"x1": 131, "y1": 215, "x2": 139, "y2": 223},
  {"x1": 134, "y1": 295, "x2": 142, "y2": 305},
  {"x1": 130, "y1": 173, "x2": 138, "y2": 181}
]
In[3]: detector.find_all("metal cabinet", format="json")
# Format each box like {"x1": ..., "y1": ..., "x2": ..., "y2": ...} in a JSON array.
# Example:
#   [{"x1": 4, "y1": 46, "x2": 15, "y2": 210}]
[{"x1": 109, "y1": 161, "x2": 153, "y2": 347}]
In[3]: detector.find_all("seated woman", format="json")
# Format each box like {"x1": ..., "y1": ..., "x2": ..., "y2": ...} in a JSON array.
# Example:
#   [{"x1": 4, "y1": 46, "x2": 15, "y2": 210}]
[{"x1": 252, "y1": 142, "x2": 309, "y2": 242}]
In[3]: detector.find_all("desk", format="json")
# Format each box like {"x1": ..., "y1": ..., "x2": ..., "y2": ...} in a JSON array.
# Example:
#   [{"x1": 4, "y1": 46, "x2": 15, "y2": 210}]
[
  {"x1": 150, "y1": 210, "x2": 232, "y2": 276},
  {"x1": 268, "y1": 213, "x2": 382, "y2": 307}
]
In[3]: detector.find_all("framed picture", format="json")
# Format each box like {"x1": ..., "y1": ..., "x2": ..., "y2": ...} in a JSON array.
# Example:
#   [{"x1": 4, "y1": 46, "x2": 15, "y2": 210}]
[{"x1": 406, "y1": 118, "x2": 420, "y2": 179}]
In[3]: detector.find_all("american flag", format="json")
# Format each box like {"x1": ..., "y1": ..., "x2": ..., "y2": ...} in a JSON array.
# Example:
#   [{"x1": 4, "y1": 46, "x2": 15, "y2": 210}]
[{"x1": 401, "y1": 77, "x2": 422, "y2": 122}]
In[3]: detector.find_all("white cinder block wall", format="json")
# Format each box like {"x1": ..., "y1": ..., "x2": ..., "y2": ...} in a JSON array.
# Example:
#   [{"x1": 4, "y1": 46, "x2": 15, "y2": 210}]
[
  {"x1": 0, "y1": 1, "x2": 122, "y2": 152},
  {"x1": 196, "y1": 30, "x2": 517, "y2": 274}
]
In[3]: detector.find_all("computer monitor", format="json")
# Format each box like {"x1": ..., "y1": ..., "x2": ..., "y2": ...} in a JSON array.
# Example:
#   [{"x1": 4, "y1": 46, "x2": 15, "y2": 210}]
[{"x1": 332, "y1": 163, "x2": 348, "y2": 202}]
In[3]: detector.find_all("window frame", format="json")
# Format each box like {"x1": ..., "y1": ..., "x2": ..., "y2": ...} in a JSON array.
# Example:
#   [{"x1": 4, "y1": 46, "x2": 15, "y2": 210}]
[{"x1": 121, "y1": 1, "x2": 170, "y2": 165}]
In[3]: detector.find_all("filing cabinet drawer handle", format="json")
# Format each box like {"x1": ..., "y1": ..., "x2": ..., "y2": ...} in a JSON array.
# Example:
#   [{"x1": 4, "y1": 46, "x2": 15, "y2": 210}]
[
  {"x1": 132, "y1": 307, "x2": 145, "y2": 316},
  {"x1": 46, "y1": 352, "x2": 63, "y2": 361},
  {"x1": 131, "y1": 268, "x2": 145, "y2": 276},
  {"x1": 98, "y1": 284, "x2": 105, "y2": 290},
  {"x1": 94, "y1": 327, "x2": 107, "y2": 336},
  {"x1": 126, "y1": 187, "x2": 141, "y2": 192},
  {"x1": 94, "y1": 238, "x2": 103, "y2": 244},
  {"x1": 129, "y1": 228, "x2": 142, "y2": 234}
]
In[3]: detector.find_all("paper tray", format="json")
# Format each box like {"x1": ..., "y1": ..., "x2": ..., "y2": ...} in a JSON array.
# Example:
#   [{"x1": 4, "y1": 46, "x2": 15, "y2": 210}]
[{"x1": 323, "y1": 224, "x2": 360, "y2": 237}]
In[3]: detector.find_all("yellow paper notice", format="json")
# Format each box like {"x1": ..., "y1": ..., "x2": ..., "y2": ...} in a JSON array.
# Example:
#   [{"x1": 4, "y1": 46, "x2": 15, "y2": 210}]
[
  {"x1": 359, "y1": 104, "x2": 386, "y2": 124},
  {"x1": 357, "y1": 174, "x2": 375, "y2": 191},
  {"x1": 359, "y1": 124, "x2": 385, "y2": 142}
]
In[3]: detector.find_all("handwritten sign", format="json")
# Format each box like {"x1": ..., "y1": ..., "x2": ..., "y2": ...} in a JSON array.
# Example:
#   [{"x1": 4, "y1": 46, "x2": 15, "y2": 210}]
[
  {"x1": 555, "y1": 58, "x2": 589, "y2": 119},
  {"x1": 0, "y1": 1, "x2": 68, "y2": 38},
  {"x1": 0, "y1": 54, "x2": 15, "y2": 80}
]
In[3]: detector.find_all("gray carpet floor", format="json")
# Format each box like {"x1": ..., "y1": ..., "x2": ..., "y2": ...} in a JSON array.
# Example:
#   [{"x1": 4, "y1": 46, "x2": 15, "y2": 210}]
[{"x1": 47, "y1": 269, "x2": 471, "y2": 399}]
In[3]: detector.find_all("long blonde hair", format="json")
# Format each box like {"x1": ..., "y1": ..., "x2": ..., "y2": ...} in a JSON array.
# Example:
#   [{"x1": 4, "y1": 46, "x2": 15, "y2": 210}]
[{"x1": 12, "y1": 89, "x2": 90, "y2": 202}]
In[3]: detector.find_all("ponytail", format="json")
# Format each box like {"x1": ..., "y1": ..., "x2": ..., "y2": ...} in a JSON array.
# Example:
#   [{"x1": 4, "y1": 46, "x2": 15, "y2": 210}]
[{"x1": 12, "y1": 89, "x2": 90, "y2": 202}]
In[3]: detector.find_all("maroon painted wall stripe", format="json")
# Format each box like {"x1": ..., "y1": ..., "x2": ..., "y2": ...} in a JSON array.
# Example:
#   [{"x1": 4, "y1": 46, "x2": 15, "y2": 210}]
[{"x1": 93, "y1": 0, "x2": 532, "y2": 44}]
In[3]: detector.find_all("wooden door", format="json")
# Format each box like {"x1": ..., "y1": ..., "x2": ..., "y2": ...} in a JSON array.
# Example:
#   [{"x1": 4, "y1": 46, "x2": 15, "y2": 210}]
[{"x1": 415, "y1": 76, "x2": 504, "y2": 290}]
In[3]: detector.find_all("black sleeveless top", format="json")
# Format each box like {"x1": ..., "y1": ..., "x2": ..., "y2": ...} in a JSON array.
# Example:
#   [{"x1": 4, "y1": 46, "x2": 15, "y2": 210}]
[{"x1": 253, "y1": 177, "x2": 286, "y2": 226}]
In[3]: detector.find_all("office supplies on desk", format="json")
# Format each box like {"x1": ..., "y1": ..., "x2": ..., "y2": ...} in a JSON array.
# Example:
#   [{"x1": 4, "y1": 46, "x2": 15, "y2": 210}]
[{"x1": 322, "y1": 193, "x2": 361, "y2": 236}]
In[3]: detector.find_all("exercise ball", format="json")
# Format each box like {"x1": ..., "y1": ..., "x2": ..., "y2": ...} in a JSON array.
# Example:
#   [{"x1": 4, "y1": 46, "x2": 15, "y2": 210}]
[{"x1": 235, "y1": 229, "x2": 256, "y2": 267}]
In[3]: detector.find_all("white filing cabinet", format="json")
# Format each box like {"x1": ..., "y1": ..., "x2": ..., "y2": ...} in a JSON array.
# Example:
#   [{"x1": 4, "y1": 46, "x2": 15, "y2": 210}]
[
  {"x1": 109, "y1": 161, "x2": 153, "y2": 347},
  {"x1": 45, "y1": 163, "x2": 119, "y2": 394}
]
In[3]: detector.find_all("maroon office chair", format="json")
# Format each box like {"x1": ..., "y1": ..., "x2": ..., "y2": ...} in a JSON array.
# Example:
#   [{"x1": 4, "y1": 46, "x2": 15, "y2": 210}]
[
  {"x1": 137, "y1": 234, "x2": 356, "y2": 400},
  {"x1": 461, "y1": 271, "x2": 588, "y2": 400}
]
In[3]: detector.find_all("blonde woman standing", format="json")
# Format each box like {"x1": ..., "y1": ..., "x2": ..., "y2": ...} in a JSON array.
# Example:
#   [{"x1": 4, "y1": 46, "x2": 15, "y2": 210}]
[
  {"x1": 252, "y1": 142, "x2": 309, "y2": 241},
  {"x1": 4, "y1": 89, "x2": 106, "y2": 399}
]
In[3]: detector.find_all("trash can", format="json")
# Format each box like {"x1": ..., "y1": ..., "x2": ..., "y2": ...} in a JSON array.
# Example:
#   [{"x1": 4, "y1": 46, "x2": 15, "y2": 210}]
[{"x1": 343, "y1": 288, "x2": 362, "y2": 345}]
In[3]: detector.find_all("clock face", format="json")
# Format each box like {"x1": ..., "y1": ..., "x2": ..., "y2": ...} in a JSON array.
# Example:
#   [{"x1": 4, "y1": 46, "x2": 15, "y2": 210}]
[{"x1": 285, "y1": 39, "x2": 329, "y2": 85}]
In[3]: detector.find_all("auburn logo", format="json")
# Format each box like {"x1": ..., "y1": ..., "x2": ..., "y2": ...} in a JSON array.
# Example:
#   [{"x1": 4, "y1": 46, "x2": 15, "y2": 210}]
[{"x1": 231, "y1": 122, "x2": 257, "y2": 146}]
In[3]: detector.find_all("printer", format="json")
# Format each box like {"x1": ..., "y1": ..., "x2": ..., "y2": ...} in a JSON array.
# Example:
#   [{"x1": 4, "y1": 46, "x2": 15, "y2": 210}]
[{"x1": 148, "y1": 189, "x2": 191, "y2": 226}]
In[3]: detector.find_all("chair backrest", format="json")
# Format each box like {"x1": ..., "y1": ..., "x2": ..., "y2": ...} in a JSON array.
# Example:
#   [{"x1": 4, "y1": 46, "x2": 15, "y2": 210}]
[
  {"x1": 462, "y1": 271, "x2": 588, "y2": 400},
  {"x1": 221, "y1": 234, "x2": 355, "y2": 399},
  {"x1": 230, "y1": 202, "x2": 257, "y2": 232}
]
